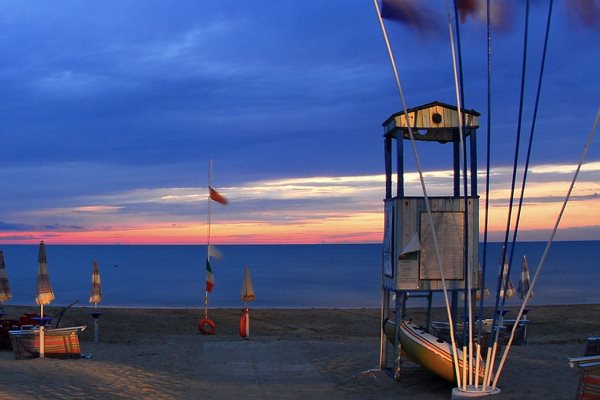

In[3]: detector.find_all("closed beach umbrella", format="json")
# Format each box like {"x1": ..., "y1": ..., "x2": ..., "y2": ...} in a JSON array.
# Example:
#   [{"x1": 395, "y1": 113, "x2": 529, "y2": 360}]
[
  {"x1": 36, "y1": 241, "x2": 55, "y2": 305},
  {"x1": 240, "y1": 267, "x2": 255, "y2": 339},
  {"x1": 35, "y1": 241, "x2": 55, "y2": 358},
  {"x1": 499, "y1": 261, "x2": 515, "y2": 299},
  {"x1": 0, "y1": 250, "x2": 12, "y2": 303},
  {"x1": 478, "y1": 267, "x2": 491, "y2": 300},
  {"x1": 89, "y1": 260, "x2": 102, "y2": 307},
  {"x1": 241, "y1": 266, "x2": 255, "y2": 303},
  {"x1": 461, "y1": 267, "x2": 490, "y2": 301},
  {"x1": 88, "y1": 260, "x2": 103, "y2": 342},
  {"x1": 517, "y1": 255, "x2": 533, "y2": 300}
]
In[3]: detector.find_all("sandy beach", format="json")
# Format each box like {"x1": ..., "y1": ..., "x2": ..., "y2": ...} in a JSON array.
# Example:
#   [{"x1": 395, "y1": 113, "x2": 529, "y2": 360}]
[{"x1": 0, "y1": 304, "x2": 598, "y2": 399}]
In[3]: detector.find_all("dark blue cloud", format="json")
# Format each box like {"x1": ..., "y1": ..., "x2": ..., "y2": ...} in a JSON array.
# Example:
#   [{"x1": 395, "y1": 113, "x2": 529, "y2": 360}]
[{"x1": 0, "y1": 221, "x2": 35, "y2": 231}]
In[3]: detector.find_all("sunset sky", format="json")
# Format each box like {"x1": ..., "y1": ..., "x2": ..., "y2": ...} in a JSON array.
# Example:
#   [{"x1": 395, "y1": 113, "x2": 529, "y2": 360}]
[{"x1": 1, "y1": 1, "x2": 598, "y2": 245}]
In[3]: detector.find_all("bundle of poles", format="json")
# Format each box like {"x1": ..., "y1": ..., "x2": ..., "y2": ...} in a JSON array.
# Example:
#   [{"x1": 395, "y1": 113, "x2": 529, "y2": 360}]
[{"x1": 373, "y1": 0, "x2": 600, "y2": 392}]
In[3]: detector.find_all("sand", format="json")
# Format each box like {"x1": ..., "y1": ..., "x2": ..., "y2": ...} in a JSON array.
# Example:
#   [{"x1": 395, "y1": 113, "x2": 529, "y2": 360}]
[{"x1": 0, "y1": 304, "x2": 598, "y2": 399}]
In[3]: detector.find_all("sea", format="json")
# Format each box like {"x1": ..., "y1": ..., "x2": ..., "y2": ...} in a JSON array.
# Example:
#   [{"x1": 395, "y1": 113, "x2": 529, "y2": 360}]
[{"x1": 0, "y1": 241, "x2": 598, "y2": 309}]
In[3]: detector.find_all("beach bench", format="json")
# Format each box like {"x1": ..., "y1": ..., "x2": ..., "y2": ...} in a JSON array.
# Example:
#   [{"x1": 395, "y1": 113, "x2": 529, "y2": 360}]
[
  {"x1": 568, "y1": 337, "x2": 600, "y2": 399},
  {"x1": 569, "y1": 355, "x2": 600, "y2": 400},
  {"x1": 498, "y1": 308, "x2": 531, "y2": 345}
]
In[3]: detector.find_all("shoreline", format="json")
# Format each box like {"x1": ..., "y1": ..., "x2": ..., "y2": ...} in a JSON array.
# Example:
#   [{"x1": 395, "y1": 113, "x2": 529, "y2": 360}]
[
  {"x1": 0, "y1": 304, "x2": 598, "y2": 399},
  {"x1": 4, "y1": 301, "x2": 599, "y2": 310}
]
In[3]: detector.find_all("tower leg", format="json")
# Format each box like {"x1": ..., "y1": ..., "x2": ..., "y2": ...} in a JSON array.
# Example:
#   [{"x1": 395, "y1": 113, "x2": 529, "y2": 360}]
[
  {"x1": 379, "y1": 288, "x2": 390, "y2": 370},
  {"x1": 393, "y1": 291, "x2": 405, "y2": 381}
]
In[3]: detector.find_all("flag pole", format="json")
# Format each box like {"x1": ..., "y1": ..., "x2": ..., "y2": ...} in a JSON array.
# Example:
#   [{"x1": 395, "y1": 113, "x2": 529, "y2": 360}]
[{"x1": 205, "y1": 160, "x2": 213, "y2": 320}]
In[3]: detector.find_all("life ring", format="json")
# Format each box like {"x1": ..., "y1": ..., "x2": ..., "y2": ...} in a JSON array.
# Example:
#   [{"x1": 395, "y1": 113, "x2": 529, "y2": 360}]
[
  {"x1": 239, "y1": 308, "x2": 249, "y2": 338},
  {"x1": 198, "y1": 318, "x2": 216, "y2": 335}
]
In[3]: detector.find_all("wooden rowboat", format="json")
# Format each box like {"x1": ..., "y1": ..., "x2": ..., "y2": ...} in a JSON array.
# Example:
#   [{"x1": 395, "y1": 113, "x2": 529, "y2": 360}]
[
  {"x1": 9, "y1": 326, "x2": 86, "y2": 359},
  {"x1": 384, "y1": 319, "x2": 484, "y2": 382}
]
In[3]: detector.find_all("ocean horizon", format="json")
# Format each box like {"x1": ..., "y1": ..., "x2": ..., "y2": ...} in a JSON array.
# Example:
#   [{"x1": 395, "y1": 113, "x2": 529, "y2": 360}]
[{"x1": 0, "y1": 241, "x2": 598, "y2": 309}]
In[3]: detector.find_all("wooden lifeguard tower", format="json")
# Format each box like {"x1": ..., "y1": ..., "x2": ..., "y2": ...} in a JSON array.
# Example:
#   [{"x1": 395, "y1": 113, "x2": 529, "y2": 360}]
[{"x1": 379, "y1": 101, "x2": 481, "y2": 379}]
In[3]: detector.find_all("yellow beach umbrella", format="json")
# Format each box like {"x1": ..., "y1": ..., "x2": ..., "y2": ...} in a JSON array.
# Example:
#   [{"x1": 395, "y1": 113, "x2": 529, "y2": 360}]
[
  {"x1": 35, "y1": 241, "x2": 55, "y2": 358},
  {"x1": 0, "y1": 250, "x2": 12, "y2": 303},
  {"x1": 240, "y1": 266, "x2": 255, "y2": 339},
  {"x1": 241, "y1": 266, "x2": 255, "y2": 303}
]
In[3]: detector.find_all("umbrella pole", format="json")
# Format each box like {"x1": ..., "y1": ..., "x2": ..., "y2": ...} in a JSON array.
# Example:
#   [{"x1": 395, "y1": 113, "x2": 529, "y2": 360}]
[
  {"x1": 94, "y1": 318, "x2": 99, "y2": 342},
  {"x1": 40, "y1": 303, "x2": 45, "y2": 358},
  {"x1": 245, "y1": 301, "x2": 250, "y2": 339},
  {"x1": 94, "y1": 302, "x2": 99, "y2": 343}
]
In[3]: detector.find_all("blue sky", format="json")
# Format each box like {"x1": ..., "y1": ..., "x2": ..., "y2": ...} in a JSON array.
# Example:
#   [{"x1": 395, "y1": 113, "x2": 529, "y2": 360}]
[{"x1": 0, "y1": 0, "x2": 599, "y2": 244}]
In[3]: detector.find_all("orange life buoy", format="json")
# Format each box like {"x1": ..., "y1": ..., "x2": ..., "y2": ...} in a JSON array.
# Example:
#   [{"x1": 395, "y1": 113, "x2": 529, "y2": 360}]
[{"x1": 198, "y1": 318, "x2": 216, "y2": 335}]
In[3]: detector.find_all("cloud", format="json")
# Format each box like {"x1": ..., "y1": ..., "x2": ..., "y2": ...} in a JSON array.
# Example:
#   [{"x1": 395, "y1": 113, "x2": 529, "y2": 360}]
[
  {"x1": 0, "y1": 220, "x2": 83, "y2": 232},
  {"x1": 0, "y1": 221, "x2": 36, "y2": 231}
]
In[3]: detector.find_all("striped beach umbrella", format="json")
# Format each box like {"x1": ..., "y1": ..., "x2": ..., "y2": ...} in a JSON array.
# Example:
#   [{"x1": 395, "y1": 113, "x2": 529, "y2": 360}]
[
  {"x1": 35, "y1": 241, "x2": 55, "y2": 358},
  {"x1": 462, "y1": 267, "x2": 490, "y2": 301},
  {"x1": 499, "y1": 261, "x2": 515, "y2": 299},
  {"x1": 88, "y1": 259, "x2": 103, "y2": 342},
  {"x1": 36, "y1": 241, "x2": 55, "y2": 306},
  {"x1": 0, "y1": 251, "x2": 12, "y2": 303},
  {"x1": 89, "y1": 260, "x2": 102, "y2": 307},
  {"x1": 517, "y1": 255, "x2": 533, "y2": 300}
]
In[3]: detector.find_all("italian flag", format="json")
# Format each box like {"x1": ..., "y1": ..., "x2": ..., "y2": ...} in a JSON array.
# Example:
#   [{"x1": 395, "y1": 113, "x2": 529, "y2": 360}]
[{"x1": 206, "y1": 259, "x2": 215, "y2": 293}]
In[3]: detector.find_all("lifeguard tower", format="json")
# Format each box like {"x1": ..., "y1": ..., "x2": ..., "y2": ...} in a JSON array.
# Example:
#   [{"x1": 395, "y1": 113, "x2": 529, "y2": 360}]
[{"x1": 379, "y1": 101, "x2": 481, "y2": 379}]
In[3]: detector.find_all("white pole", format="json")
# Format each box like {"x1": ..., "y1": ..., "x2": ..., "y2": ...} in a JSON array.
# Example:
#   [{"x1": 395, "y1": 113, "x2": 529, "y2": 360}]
[
  {"x1": 40, "y1": 303, "x2": 45, "y2": 358},
  {"x1": 94, "y1": 317, "x2": 99, "y2": 343},
  {"x1": 462, "y1": 345, "x2": 467, "y2": 390},
  {"x1": 443, "y1": 0, "x2": 474, "y2": 385},
  {"x1": 246, "y1": 306, "x2": 250, "y2": 339},
  {"x1": 205, "y1": 160, "x2": 213, "y2": 320},
  {"x1": 475, "y1": 343, "x2": 481, "y2": 388},
  {"x1": 482, "y1": 346, "x2": 492, "y2": 391}
]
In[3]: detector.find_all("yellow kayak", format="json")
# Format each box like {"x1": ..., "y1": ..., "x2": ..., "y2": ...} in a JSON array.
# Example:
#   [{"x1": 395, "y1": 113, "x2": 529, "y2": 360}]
[{"x1": 384, "y1": 319, "x2": 484, "y2": 382}]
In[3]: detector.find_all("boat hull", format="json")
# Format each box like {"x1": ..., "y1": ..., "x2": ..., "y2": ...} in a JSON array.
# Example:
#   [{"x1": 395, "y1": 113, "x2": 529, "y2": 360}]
[
  {"x1": 384, "y1": 319, "x2": 484, "y2": 382},
  {"x1": 9, "y1": 326, "x2": 86, "y2": 359}
]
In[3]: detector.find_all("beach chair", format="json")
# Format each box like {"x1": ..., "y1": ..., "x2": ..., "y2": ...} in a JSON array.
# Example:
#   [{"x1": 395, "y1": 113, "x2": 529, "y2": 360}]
[
  {"x1": 18, "y1": 313, "x2": 38, "y2": 328},
  {"x1": 502, "y1": 309, "x2": 531, "y2": 345},
  {"x1": 569, "y1": 355, "x2": 600, "y2": 400},
  {"x1": 19, "y1": 313, "x2": 53, "y2": 329}
]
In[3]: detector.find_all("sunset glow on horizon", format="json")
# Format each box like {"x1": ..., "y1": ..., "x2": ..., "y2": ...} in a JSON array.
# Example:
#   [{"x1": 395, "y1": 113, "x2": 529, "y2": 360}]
[{"x1": 2, "y1": 161, "x2": 599, "y2": 245}]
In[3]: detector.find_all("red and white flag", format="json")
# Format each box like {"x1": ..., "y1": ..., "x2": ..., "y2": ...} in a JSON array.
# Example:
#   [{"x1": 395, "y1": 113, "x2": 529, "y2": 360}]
[{"x1": 209, "y1": 186, "x2": 228, "y2": 205}]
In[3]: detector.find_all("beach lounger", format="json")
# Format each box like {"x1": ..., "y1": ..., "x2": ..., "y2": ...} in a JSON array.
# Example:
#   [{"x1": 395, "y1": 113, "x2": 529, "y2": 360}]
[{"x1": 9, "y1": 326, "x2": 86, "y2": 359}]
